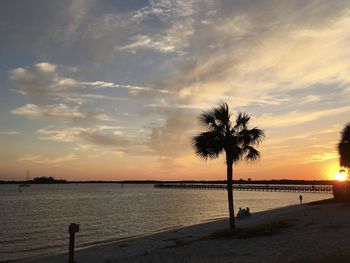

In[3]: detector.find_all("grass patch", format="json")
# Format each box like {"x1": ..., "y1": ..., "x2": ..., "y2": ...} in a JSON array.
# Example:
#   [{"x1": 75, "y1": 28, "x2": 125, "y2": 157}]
[
  {"x1": 205, "y1": 221, "x2": 295, "y2": 240},
  {"x1": 118, "y1": 244, "x2": 129, "y2": 248},
  {"x1": 299, "y1": 253, "x2": 350, "y2": 263},
  {"x1": 304, "y1": 221, "x2": 317, "y2": 227},
  {"x1": 162, "y1": 237, "x2": 179, "y2": 242},
  {"x1": 307, "y1": 198, "x2": 335, "y2": 206},
  {"x1": 161, "y1": 238, "x2": 194, "y2": 249},
  {"x1": 162, "y1": 221, "x2": 296, "y2": 249},
  {"x1": 324, "y1": 225, "x2": 344, "y2": 230}
]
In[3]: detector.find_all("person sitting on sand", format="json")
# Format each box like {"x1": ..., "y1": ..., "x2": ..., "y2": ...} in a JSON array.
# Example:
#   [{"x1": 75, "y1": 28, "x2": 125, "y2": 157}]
[
  {"x1": 237, "y1": 207, "x2": 243, "y2": 218},
  {"x1": 237, "y1": 207, "x2": 251, "y2": 219},
  {"x1": 246, "y1": 207, "x2": 251, "y2": 217}
]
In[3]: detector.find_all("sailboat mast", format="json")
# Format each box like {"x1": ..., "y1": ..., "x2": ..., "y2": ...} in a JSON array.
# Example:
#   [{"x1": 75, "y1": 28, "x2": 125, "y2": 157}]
[{"x1": 26, "y1": 170, "x2": 31, "y2": 181}]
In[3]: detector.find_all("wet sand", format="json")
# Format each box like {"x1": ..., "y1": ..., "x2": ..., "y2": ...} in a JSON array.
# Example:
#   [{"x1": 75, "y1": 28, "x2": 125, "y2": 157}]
[{"x1": 20, "y1": 199, "x2": 350, "y2": 263}]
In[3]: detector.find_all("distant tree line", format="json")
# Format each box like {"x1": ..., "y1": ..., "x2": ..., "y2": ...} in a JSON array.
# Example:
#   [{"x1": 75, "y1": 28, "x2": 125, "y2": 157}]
[
  {"x1": 0, "y1": 179, "x2": 339, "y2": 185},
  {"x1": 31, "y1": 176, "x2": 67, "y2": 184}
]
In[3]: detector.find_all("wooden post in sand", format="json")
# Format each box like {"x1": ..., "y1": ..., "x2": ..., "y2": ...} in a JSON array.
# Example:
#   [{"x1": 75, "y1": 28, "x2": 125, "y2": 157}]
[{"x1": 68, "y1": 223, "x2": 79, "y2": 263}]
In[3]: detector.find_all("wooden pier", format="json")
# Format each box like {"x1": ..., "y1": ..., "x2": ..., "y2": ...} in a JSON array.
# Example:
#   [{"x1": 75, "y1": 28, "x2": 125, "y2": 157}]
[{"x1": 154, "y1": 183, "x2": 333, "y2": 194}]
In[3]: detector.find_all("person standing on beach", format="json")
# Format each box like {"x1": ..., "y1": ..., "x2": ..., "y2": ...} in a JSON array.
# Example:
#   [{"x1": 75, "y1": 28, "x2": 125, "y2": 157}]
[{"x1": 299, "y1": 195, "x2": 303, "y2": 204}]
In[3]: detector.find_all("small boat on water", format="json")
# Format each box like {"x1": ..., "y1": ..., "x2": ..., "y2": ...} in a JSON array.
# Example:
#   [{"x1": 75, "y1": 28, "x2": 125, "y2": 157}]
[{"x1": 19, "y1": 170, "x2": 31, "y2": 187}]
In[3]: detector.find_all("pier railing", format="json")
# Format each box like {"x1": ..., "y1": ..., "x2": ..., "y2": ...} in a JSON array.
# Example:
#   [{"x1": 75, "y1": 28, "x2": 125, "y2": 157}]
[{"x1": 154, "y1": 183, "x2": 333, "y2": 194}]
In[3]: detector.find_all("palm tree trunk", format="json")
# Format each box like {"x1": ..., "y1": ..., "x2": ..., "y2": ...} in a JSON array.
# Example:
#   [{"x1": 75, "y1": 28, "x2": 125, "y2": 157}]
[{"x1": 227, "y1": 162, "x2": 235, "y2": 228}]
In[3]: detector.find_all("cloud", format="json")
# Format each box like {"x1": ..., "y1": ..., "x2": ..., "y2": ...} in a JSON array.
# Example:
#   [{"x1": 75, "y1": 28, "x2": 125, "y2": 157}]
[
  {"x1": 145, "y1": 109, "x2": 197, "y2": 160},
  {"x1": 63, "y1": 0, "x2": 94, "y2": 42},
  {"x1": 265, "y1": 125, "x2": 341, "y2": 147},
  {"x1": 8, "y1": 62, "x2": 163, "y2": 123},
  {"x1": 79, "y1": 129, "x2": 131, "y2": 147},
  {"x1": 9, "y1": 63, "x2": 117, "y2": 101},
  {"x1": 9, "y1": 63, "x2": 169, "y2": 105},
  {"x1": 0, "y1": 131, "x2": 21, "y2": 135},
  {"x1": 88, "y1": 0, "x2": 205, "y2": 54},
  {"x1": 37, "y1": 125, "x2": 134, "y2": 148},
  {"x1": 18, "y1": 154, "x2": 76, "y2": 164},
  {"x1": 36, "y1": 125, "x2": 155, "y2": 158},
  {"x1": 12, "y1": 104, "x2": 82, "y2": 119},
  {"x1": 118, "y1": 34, "x2": 178, "y2": 53},
  {"x1": 138, "y1": 2, "x2": 350, "y2": 112},
  {"x1": 9, "y1": 63, "x2": 77, "y2": 97},
  {"x1": 11, "y1": 103, "x2": 109, "y2": 122},
  {"x1": 254, "y1": 105, "x2": 350, "y2": 128},
  {"x1": 302, "y1": 152, "x2": 338, "y2": 164},
  {"x1": 8, "y1": 2, "x2": 350, "y2": 113},
  {"x1": 80, "y1": 80, "x2": 156, "y2": 93}
]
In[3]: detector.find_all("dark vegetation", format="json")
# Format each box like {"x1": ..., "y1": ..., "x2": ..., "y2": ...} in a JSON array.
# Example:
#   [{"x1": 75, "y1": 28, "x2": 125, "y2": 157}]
[
  {"x1": 163, "y1": 220, "x2": 295, "y2": 249},
  {"x1": 205, "y1": 220, "x2": 295, "y2": 240},
  {"x1": 31, "y1": 176, "x2": 67, "y2": 184},
  {"x1": 338, "y1": 123, "x2": 350, "y2": 169},
  {"x1": 307, "y1": 198, "x2": 336, "y2": 206},
  {"x1": 0, "y1": 176, "x2": 68, "y2": 184},
  {"x1": 301, "y1": 254, "x2": 350, "y2": 263}
]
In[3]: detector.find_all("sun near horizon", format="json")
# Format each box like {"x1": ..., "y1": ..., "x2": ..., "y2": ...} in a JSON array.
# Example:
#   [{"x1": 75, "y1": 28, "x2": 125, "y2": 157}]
[{"x1": 335, "y1": 170, "x2": 348, "y2": 181}]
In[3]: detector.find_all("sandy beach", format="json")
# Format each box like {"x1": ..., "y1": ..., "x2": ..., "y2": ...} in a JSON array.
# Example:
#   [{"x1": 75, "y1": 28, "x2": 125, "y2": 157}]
[{"x1": 18, "y1": 199, "x2": 350, "y2": 263}]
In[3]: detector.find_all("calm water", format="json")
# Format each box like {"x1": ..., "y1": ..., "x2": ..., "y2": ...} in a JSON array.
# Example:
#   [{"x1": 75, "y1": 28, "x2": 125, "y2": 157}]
[{"x1": 0, "y1": 184, "x2": 332, "y2": 261}]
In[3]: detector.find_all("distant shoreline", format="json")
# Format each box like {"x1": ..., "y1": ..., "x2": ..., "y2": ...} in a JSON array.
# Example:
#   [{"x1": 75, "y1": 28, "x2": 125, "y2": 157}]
[{"x1": 0, "y1": 179, "x2": 337, "y2": 185}]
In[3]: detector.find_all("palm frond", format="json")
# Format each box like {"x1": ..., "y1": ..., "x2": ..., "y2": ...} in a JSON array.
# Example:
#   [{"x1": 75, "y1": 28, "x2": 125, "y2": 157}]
[
  {"x1": 338, "y1": 142, "x2": 350, "y2": 168},
  {"x1": 244, "y1": 146, "x2": 261, "y2": 162},
  {"x1": 192, "y1": 132, "x2": 224, "y2": 160},
  {"x1": 231, "y1": 145, "x2": 244, "y2": 162},
  {"x1": 239, "y1": 127, "x2": 265, "y2": 146},
  {"x1": 193, "y1": 102, "x2": 264, "y2": 164},
  {"x1": 213, "y1": 103, "x2": 231, "y2": 128},
  {"x1": 338, "y1": 124, "x2": 350, "y2": 168},
  {"x1": 199, "y1": 112, "x2": 217, "y2": 130},
  {"x1": 235, "y1": 112, "x2": 250, "y2": 129},
  {"x1": 340, "y1": 123, "x2": 350, "y2": 143}
]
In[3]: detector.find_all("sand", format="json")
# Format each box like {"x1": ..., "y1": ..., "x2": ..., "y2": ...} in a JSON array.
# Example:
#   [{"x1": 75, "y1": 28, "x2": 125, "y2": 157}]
[{"x1": 19, "y1": 200, "x2": 350, "y2": 263}]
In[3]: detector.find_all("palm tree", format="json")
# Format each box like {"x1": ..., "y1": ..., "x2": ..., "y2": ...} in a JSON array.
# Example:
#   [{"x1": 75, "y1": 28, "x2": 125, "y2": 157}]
[
  {"x1": 192, "y1": 103, "x2": 264, "y2": 228},
  {"x1": 338, "y1": 123, "x2": 350, "y2": 169}
]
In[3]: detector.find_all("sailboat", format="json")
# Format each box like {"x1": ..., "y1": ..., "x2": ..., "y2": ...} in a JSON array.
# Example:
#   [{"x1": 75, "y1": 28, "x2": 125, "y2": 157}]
[{"x1": 19, "y1": 170, "x2": 31, "y2": 187}]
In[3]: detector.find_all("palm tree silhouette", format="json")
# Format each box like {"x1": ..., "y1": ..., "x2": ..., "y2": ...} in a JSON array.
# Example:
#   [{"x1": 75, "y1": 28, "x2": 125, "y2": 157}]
[
  {"x1": 338, "y1": 123, "x2": 350, "y2": 169},
  {"x1": 192, "y1": 103, "x2": 264, "y2": 228}
]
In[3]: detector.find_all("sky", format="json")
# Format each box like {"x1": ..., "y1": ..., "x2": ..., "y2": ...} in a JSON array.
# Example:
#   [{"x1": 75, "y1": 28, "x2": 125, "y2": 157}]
[{"x1": 1, "y1": 0, "x2": 350, "y2": 181}]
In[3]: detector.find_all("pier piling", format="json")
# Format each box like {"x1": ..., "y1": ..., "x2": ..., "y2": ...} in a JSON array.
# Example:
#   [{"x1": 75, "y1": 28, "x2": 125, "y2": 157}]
[{"x1": 68, "y1": 223, "x2": 79, "y2": 263}]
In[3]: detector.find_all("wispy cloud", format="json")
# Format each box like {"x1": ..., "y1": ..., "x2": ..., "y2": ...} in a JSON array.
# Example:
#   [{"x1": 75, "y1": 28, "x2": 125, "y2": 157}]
[
  {"x1": 80, "y1": 80, "x2": 171, "y2": 94},
  {"x1": 18, "y1": 154, "x2": 76, "y2": 164},
  {"x1": 302, "y1": 152, "x2": 338, "y2": 164},
  {"x1": 37, "y1": 125, "x2": 135, "y2": 150},
  {"x1": 9, "y1": 62, "x2": 171, "y2": 106},
  {"x1": 145, "y1": 109, "x2": 197, "y2": 160},
  {"x1": 142, "y1": 4, "x2": 350, "y2": 112},
  {"x1": 11, "y1": 103, "x2": 109, "y2": 122},
  {"x1": 254, "y1": 105, "x2": 350, "y2": 128},
  {"x1": 0, "y1": 130, "x2": 21, "y2": 135},
  {"x1": 118, "y1": 34, "x2": 178, "y2": 53},
  {"x1": 36, "y1": 125, "x2": 154, "y2": 158},
  {"x1": 9, "y1": 63, "x2": 131, "y2": 100}
]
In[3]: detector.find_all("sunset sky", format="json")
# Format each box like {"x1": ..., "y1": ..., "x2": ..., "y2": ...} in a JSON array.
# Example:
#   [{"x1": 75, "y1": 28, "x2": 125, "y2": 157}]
[{"x1": 1, "y1": 0, "x2": 349, "y2": 181}]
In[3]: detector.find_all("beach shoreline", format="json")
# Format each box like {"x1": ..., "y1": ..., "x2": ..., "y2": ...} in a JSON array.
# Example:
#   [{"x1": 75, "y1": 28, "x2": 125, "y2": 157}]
[{"x1": 18, "y1": 198, "x2": 350, "y2": 263}]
